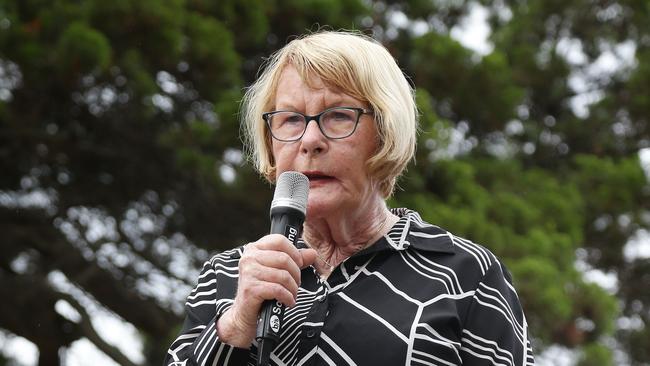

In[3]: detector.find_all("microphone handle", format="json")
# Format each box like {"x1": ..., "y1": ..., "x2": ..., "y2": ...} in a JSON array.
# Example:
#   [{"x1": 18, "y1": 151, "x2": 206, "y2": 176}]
[{"x1": 256, "y1": 209, "x2": 304, "y2": 366}]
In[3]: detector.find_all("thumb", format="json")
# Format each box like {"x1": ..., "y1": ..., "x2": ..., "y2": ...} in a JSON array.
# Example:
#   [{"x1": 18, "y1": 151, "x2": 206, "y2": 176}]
[{"x1": 298, "y1": 248, "x2": 318, "y2": 268}]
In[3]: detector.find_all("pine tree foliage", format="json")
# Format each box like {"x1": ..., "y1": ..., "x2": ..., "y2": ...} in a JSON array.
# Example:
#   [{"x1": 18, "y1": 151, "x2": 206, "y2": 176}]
[{"x1": 1, "y1": 0, "x2": 648, "y2": 364}]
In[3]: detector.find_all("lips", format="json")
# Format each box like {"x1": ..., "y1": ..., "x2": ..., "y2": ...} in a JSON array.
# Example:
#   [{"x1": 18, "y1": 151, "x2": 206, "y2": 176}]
[{"x1": 303, "y1": 171, "x2": 334, "y2": 181}]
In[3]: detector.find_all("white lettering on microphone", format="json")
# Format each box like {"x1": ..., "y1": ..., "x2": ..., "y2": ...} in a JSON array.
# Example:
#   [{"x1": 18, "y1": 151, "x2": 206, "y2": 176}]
[{"x1": 286, "y1": 226, "x2": 298, "y2": 244}]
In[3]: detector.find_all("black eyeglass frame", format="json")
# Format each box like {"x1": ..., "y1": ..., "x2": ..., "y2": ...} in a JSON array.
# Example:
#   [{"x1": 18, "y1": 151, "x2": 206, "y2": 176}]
[{"x1": 262, "y1": 106, "x2": 373, "y2": 142}]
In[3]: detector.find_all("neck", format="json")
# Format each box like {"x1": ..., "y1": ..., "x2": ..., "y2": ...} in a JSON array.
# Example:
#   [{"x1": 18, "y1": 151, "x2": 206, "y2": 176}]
[{"x1": 303, "y1": 198, "x2": 398, "y2": 277}]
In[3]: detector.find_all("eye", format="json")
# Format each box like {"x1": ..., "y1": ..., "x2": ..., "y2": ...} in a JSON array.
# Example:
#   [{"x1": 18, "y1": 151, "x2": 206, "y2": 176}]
[
  {"x1": 274, "y1": 112, "x2": 303, "y2": 127},
  {"x1": 283, "y1": 114, "x2": 304, "y2": 123},
  {"x1": 327, "y1": 109, "x2": 355, "y2": 122}
]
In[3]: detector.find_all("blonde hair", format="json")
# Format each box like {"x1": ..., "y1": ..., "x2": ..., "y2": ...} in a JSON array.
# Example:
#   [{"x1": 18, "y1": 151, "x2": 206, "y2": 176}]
[{"x1": 241, "y1": 30, "x2": 417, "y2": 198}]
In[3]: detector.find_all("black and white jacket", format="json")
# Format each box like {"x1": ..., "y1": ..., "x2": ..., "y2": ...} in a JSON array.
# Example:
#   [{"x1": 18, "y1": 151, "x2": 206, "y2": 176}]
[{"x1": 165, "y1": 208, "x2": 535, "y2": 366}]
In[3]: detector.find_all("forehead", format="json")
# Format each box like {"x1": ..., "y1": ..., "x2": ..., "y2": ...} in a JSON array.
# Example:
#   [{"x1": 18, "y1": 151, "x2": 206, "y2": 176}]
[{"x1": 273, "y1": 65, "x2": 360, "y2": 108}]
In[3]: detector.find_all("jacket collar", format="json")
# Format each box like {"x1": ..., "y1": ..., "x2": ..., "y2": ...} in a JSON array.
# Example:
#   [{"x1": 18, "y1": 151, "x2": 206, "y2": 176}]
[
  {"x1": 357, "y1": 208, "x2": 455, "y2": 256},
  {"x1": 297, "y1": 208, "x2": 456, "y2": 257}
]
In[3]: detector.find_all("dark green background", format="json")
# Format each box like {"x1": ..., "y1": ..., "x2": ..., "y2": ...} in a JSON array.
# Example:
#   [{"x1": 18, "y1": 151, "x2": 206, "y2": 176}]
[{"x1": 1, "y1": 0, "x2": 649, "y2": 364}]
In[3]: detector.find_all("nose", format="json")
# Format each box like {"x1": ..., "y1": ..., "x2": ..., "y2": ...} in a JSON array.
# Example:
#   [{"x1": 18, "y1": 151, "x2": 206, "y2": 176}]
[{"x1": 300, "y1": 119, "x2": 328, "y2": 155}]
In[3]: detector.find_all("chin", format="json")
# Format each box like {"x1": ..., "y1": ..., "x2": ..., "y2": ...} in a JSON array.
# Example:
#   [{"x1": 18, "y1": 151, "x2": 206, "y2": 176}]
[{"x1": 306, "y1": 199, "x2": 336, "y2": 219}]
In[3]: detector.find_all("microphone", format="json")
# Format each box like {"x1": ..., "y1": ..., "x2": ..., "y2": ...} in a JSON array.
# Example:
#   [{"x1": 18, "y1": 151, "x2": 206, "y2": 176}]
[{"x1": 256, "y1": 171, "x2": 309, "y2": 366}]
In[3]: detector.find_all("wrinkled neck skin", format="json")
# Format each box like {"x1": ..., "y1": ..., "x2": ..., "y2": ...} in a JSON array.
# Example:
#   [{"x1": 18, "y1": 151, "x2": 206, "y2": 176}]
[{"x1": 302, "y1": 193, "x2": 399, "y2": 278}]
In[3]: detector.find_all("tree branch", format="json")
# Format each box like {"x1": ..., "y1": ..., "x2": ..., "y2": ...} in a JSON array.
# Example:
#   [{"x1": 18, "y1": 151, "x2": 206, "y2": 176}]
[{"x1": 55, "y1": 291, "x2": 141, "y2": 366}]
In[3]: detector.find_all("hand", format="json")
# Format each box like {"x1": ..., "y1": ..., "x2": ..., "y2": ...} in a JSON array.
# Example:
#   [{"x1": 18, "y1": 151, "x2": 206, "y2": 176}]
[{"x1": 216, "y1": 234, "x2": 317, "y2": 348}]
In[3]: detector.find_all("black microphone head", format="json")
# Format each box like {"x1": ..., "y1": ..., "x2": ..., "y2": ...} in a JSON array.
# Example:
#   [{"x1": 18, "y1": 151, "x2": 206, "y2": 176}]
[{"x1": 272, "y1": 171, "x2": 309, "y2": 216}]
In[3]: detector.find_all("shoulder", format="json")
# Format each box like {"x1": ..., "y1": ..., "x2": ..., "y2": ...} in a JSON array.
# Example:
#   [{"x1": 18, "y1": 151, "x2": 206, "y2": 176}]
[
  {"x1": 195, "y1": 246, "x2": 245, "y2": 280},
  {"x1": 394, "y1": 208, "x2": 508, "y2": 285},
  {"x1": 444, "y1": 231, "x2": 501, "y2": 276},
  {"x1": 207, "y1": 246, "x2": 244, "y2": 266},
  {"x1": 184, "y1": 247, "x2": 244, "y2": 316}
]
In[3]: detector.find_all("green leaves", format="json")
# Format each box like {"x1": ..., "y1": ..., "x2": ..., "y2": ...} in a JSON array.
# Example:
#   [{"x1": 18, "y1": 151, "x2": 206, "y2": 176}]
[
  {"x1": 572, "y1": 154, "x2": 647, "y2": 214},
  {"x1": 578, "y1": 342, "x2": 614, "y2": 366},
  {"x1": 408, "y1": 32, "x2": 523, "y2": 135},
  {"x1": 2, "y1": 0, "x2": 650, "y2": 364},
  {"x1": 56, "y1": 22, "x2": 111, "y2": 74},
  {"x1": 184, "y1": 13, "x2": 240, "y2": 100}
]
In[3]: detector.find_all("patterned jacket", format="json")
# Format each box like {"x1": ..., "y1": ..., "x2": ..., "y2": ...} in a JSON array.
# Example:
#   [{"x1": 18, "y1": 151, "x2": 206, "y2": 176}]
[{"x1": 164, "y1": 208, "x2": 535, "y2": 366}]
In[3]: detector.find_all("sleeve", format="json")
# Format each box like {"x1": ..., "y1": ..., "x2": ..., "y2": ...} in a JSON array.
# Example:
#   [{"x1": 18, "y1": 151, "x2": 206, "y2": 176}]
[
  {"x1": 163, "y1": 248, "x2": 253, "y2": 366},
  {"x1": 460, "y1": 261, "x2": 535, "y2": 366}
]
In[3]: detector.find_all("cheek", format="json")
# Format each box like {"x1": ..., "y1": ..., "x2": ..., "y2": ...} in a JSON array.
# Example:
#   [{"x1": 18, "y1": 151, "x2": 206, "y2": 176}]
[
  {"x1": 339, "y1": 152, "x2": 371, "y2": 186},
  {"x1": 348, "y1": 137, "x2": 377, "y2": 171},
  {"x1": 271, "y1": 144, "x2": 294, "y2": 173}
]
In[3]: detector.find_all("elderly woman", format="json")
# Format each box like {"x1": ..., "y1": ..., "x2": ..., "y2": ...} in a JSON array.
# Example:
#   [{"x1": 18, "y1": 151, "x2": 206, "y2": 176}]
[{"x1": 165, "y1": 31, "x2": 534, "y2": 366}]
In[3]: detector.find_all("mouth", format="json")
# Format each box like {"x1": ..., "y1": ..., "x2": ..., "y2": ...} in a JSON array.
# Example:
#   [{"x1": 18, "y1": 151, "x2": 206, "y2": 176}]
[{"x1": 303, "y1": 171, "x2": 335, "y2": 182}]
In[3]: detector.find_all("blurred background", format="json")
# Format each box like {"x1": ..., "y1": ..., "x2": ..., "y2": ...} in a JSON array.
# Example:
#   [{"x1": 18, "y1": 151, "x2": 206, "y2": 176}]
[{"x1": 1, "y1": 0, "x2": 649, "y2": 365}]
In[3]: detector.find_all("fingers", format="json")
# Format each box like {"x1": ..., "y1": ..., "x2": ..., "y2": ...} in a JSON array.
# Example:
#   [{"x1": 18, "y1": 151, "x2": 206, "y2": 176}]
[
  {"x1": 217, "y1": 234, "x2": 312, "y2": 347},
  {"x1": 299, "y1": 248, "x2": 318, "y2": 268},
  {"x1": 238, "y1": 277, "x2": 298, "y2": 307},
  {"x1": 243, "y1": 235, "x2": 303, "y2": 285},
  {"x1": 237, "y1": 234, "x2": 307, "y2": 305},
  {"x1": 238, "y1": 259, "x2": 300, "y2": 304},
  {"x1": 253, "y1": 234, "x2": 305, "y2": 266}
]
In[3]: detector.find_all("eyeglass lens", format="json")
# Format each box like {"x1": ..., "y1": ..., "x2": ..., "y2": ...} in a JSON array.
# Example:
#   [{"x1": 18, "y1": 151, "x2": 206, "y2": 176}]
[{"x1": 268, "y1": 108, "x2": 360, "y2": 141}]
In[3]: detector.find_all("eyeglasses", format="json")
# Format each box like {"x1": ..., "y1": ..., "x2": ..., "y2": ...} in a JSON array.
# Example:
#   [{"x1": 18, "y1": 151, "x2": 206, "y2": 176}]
[{"x1": 262, "y1": 106, "x2": 373, "y2": 142}]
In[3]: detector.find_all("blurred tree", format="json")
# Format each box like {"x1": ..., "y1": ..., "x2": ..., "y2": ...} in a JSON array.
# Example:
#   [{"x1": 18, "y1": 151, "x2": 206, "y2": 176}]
[{"x1": 0, "y1": 0, "x2": 648, "y2": 365}]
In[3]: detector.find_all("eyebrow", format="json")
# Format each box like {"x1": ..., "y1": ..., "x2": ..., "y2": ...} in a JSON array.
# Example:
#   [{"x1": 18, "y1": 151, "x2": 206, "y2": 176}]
[{"x1": 274, "y1": 99, "x2": 362, "y2": 112}]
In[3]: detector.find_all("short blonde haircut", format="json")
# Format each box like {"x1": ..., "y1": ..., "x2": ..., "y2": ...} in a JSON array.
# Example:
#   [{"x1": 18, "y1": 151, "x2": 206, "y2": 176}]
[{"x1": 241, "y1": 30, "x2": 417, "y2": 198}]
